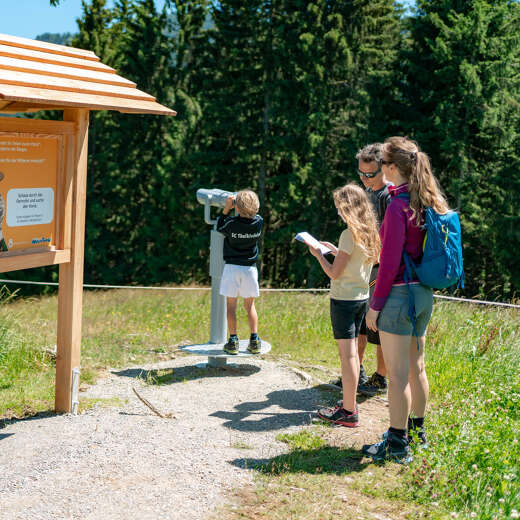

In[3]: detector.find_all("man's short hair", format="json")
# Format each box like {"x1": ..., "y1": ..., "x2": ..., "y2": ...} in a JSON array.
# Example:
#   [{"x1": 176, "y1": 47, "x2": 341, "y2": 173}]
[
  {"x1": 236, "y1": 190, "x2": 259, "y2": 218},
  {"x1": 356, "y1": 143, "x2": 383, "y2": 164}
]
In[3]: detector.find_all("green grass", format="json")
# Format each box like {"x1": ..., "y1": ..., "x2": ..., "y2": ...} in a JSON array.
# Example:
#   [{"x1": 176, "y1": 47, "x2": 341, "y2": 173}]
[{"x1": 0, "y1": 287, "x2": 519, "y2": 519}]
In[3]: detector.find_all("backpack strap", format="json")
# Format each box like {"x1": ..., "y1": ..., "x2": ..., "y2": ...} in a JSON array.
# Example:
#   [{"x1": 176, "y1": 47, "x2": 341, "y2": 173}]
[{"x1": 403, "y1": 251, "x2": 420, "y2": 349}]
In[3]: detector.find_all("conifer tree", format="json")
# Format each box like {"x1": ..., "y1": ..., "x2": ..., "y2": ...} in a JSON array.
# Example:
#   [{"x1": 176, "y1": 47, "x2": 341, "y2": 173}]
[
  {"x1": 404, "y1": 0, "x2": 520, "y2": 298},
  {"x1": 73, "y1": 0, "x2": 207, "y2": 284}
]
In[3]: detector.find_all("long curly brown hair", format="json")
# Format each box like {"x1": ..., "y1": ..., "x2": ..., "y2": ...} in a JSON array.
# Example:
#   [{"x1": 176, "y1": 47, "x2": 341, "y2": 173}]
[
  {"x1": 383, "y1": 137, "x2": 450, "y2": 223},
  {"x1": 333, "y1": 183, "x2": 380, "y2": 264}
]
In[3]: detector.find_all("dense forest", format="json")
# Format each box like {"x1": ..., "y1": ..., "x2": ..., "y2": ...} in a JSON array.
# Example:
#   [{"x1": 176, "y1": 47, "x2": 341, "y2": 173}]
[{"x1": 11, "y1": 0, "x2": 520, "y2": 301}]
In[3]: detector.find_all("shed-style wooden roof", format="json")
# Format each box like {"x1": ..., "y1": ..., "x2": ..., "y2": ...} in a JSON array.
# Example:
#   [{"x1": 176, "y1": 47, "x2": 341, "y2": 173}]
[{"x1": 0, "y1": 33, "x2": 176, "y2": 116}]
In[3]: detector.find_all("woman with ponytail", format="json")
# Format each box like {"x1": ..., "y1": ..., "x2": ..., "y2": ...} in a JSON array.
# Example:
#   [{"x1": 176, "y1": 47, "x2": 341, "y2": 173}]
[{"x1": 363, "y1": 137, "x2": 449, "y2": 463}]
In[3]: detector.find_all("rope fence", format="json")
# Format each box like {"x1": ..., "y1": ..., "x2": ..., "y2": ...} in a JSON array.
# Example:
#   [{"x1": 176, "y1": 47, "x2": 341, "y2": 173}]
[{"x1": 0, "y1": 278, "x2": 518, "y2": 309}]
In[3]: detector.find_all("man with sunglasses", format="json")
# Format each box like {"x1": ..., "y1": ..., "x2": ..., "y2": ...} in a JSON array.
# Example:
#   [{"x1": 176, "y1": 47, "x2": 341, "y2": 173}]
[{"x1": 351, "y1": 143, "x2": 392, "y2": 395}]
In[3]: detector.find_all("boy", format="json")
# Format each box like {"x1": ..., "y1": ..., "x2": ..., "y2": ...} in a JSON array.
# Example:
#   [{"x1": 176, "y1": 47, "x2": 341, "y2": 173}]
[{"x1": 216, "y1": 190, "x2": 263, "y2": 355}]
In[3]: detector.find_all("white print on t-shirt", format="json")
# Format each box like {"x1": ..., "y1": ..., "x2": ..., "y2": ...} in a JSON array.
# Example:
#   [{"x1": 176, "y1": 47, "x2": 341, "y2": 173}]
[{"x1": 231, "y1": 231, "x2": 261, "y2": 239}]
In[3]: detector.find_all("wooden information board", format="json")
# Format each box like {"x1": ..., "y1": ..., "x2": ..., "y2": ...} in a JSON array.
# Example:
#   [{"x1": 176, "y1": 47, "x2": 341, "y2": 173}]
[
  {"x1": 0, "y1": 134, "x2": 60, "y2": 253},
  {"x1": 0, "y1": 118, "x2": 72, "y2": 273}
]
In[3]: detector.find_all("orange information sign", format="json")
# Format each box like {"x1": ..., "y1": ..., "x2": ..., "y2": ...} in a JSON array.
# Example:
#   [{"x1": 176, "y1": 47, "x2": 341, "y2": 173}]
[{"x1": 0, "y1": 134, "x2": 59, "y2": 254}]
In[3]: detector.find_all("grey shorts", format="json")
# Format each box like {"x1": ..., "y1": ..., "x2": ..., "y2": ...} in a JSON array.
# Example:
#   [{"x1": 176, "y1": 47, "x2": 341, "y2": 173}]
[{"x1": 378, "y1": 285, "x2": 433, "y2": 337}]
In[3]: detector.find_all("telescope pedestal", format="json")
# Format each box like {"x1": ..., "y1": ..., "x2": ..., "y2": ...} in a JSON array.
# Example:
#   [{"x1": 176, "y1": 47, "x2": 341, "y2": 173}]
[{"x1": 180, "y1": 339, "x2": 272, "y2": 368}]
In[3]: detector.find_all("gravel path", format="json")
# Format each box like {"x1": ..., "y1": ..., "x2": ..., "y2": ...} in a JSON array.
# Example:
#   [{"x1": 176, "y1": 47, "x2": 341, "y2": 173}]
[{"x1": 0, "y1": 356, "x2": 325, "y2": 520}]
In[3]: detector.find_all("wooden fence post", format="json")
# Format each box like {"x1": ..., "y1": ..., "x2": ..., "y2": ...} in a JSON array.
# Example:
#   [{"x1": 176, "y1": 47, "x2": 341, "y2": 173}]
[{"x1": 55, "y1": 109, "x2": 89, "y2": 413}]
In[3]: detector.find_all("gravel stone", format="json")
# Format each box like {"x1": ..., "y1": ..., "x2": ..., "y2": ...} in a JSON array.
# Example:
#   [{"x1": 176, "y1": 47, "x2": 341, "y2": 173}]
[{"x1": 0, "y1": 356, "x2": 323, "y2": 519}]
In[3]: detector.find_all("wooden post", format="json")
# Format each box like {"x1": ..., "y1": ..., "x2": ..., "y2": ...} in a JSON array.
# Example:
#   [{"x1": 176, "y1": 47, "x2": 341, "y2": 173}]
[{"x1": 55, "y1": 109, "x2": 89, "y2": 413}]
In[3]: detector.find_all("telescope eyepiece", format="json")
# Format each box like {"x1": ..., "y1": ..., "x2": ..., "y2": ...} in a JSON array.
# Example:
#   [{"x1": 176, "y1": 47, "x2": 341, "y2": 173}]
[{"x1": 196, "y1": 188, "x2": 236, "y2": 208}]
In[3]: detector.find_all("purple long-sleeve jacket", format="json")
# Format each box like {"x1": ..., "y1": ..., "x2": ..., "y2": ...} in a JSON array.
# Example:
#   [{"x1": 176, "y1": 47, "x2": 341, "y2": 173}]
[{"x1": 370, "y1": 184, "x2": 426, "y2": 311}]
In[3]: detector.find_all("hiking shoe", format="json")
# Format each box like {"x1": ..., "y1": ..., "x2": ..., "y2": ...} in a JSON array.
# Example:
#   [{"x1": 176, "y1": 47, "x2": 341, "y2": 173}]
[
  {"x1": 223, "y1": 337, "x2": 239, "y2": 355},
  {"x1": 382, "y1": 426, "x2": 428, "y2": 448},
  {"x1": 247, "y1": 337, "x2": 261, "y2": 354},
  {"x1": 317, "y1": 406, "x2": 359, "y2": 427},
  {"x1": 358, "y1": 372, "x2": 387, "y2": 396},
  {"x1": 362, "y1": 433, "x2": 412, "y2": 464}
]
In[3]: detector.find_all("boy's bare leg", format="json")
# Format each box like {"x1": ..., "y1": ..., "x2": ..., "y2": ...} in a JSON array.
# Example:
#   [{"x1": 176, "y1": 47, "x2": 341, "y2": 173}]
[
  {"x1": 226, "y1": 297, "x2": 238, "y2": 335},
  {"x1": 376, "y1": 344, "x2": 387, "y2": 377},
  {"x1": 337, "y1": 338, "x2": 359, "y2": 412},
  {"x1": 243, "y1": 297, "x2": 258, "y2": 334}
]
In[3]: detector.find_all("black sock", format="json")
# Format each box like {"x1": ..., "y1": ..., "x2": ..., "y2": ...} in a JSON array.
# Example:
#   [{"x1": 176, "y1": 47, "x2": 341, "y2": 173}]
[
  {"x1": 343, "y1": 408, "x2": 354, "y2": 415},
  {"x1": 388, "y1": 427, "x2": 407, "y2": 439},
  {"x1": 230, "y1": 334, "x2": 238, "y2": 340},
  {"x1": 408, "y1": 417, "x2": 424, "y2": 431},
  {"x1": 250, "y1": 333, "x2": 258, "y2": 340}
]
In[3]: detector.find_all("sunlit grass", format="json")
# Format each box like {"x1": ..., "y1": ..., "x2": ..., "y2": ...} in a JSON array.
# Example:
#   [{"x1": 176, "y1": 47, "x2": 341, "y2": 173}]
[{"x1": 0, "y1": 287, "x2": 518, "y2": 519}]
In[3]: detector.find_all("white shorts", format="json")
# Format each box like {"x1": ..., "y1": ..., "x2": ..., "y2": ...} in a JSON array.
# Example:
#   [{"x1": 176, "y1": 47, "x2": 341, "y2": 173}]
[{"x1": 220, "y1": 264, "x2": 259, "y2": 298}]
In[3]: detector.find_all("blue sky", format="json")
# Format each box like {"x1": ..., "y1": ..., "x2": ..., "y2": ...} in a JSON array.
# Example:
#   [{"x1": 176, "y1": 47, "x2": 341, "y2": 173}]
[
  {"x1": 0, "y1": 0, "x2": 166, "y2": 40},
  {"x1": 1, "y1": 0, "x2": 414, "y2": 41}
]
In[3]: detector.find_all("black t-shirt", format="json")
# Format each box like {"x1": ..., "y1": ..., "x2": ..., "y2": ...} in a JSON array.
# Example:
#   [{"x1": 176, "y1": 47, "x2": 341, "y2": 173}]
[
  {"x1": 367, "y1": 183, "x2": 392, "y2": 228},
  {"x1": 216, "y1": 214, "x2": 263, "y2": 266}
]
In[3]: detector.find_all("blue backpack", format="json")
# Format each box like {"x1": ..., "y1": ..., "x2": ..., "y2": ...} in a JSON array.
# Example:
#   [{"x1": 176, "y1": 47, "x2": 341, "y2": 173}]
[
  {"x1": 395, "y1": 194, "x2": 465, "y2": 343},
  {"x1": 396, "y1": 193, "x2": 465, "y2": 290}
]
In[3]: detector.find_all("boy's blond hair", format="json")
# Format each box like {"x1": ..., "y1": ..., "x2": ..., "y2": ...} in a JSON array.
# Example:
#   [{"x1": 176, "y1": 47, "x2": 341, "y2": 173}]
[
  {"x1": 333, "y1": 183, "x2": 381, "y2": 264},
  {"x1": 235, "y1": 190, "x2": 259, "y2": 218}
]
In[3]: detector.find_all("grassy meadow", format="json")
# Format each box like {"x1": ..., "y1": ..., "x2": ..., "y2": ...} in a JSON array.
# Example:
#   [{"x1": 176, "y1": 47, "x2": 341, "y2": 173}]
[{"x1": 0, "y1": 286, "x2": 518, "y2": 519}]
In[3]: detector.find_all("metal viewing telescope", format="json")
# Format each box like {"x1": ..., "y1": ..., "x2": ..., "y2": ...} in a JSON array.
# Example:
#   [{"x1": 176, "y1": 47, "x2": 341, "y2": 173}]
[
  {"x1": 180, "y1": 188, "x2": 271, "y2": 367},
  {"x1": 196, "y1": 188, "x2": 235, "y2": 345}
]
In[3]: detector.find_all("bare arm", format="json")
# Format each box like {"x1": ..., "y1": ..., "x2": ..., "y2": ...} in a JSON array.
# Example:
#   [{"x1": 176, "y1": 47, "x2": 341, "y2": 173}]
[{"x1": 308, "y1": 245, "x2": 349, "y2": 280}]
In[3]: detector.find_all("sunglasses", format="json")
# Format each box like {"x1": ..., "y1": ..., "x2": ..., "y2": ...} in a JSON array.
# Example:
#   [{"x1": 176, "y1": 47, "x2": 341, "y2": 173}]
[
  {"x1": 358, "y1": 166, "x2": 381, "y2": 179},
  {"x1": 381, "y1": 159, "x2": 392, "y2": 166}
]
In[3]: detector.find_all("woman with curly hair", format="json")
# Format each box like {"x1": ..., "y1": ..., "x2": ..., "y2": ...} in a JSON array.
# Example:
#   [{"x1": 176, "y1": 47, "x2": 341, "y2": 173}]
[{"x1": 308, "y1": 183, "x2": 380, "y2": 427}]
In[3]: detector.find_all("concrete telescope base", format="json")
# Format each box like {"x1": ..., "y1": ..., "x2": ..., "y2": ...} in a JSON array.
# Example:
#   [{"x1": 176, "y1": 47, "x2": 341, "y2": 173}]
[{"x1": 180, "y1": 339, "x2": 272, "y2": 368}]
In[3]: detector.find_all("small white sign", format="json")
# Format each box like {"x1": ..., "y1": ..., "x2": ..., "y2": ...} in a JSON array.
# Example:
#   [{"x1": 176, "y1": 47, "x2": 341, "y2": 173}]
[{"x1": 6, "y1": 188, "x2": 55, "y2": 227}]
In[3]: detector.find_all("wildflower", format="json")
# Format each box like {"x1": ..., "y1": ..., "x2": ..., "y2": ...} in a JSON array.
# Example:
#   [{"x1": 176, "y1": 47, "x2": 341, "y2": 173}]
[
  {"x1": 499, "y1": 498, "x2": 505, "y2": 503},
  {"x1": 470, "y1": 513, "x2": 477, "y2": 518},
  {"x1": 511, "y1": 510, "x2": 519, "y2": 519},
  {"x1": 450, "y1": 513, "x2": 459, "y2": 518}
]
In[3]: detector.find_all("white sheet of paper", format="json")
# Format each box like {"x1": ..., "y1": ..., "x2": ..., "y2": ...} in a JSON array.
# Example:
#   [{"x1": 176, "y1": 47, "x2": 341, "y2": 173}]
[{"x1": 295, "y1": 231, "x2": 332, "y2": 255}]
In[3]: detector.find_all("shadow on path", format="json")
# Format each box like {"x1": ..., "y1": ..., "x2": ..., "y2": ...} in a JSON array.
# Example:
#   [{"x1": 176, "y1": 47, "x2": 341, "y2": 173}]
[
  {"x1": 0, "y1": 410, "x2": 57, "y2": 432},
  {"x1": 233, "y1": 445, "x2": 368, "y2": 475},
  {"x1": 211, "y1": 387, "x2": 323, "y2": 432},
  {"x1": 112, "y1": 363, "x2": 261, "y2": 385}
]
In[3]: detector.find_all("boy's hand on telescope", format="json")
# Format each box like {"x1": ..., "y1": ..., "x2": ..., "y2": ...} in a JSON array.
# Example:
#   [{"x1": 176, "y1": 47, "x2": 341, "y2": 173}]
[
  {"x1": 223, "y1": 195, "x2": 235, "y2": 214},
  {"x1": 320, "y1": 241, "x2": 338, "y2": 256},
  {"x1": 365, "y1": 308, "x2": 379, "y2": 332}
]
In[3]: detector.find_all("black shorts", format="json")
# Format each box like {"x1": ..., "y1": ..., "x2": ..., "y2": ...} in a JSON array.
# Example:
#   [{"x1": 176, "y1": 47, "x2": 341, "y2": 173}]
[
  {"x1": 359, "y1": 265, "x2": 380, "y2": 345},
  {"x1": 359, "y1": 319, "x2": 381, "y2": 345},
  {"x1": 330, "y1": 298, "x2": 368, "y2": 339}
]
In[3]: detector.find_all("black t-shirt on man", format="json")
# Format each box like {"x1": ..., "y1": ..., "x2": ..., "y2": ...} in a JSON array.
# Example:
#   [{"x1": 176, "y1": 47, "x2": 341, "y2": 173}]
[
  {"x1": 216, "y1": 214, "x2": 263, "y2": 266},
  {"x1": 367, "y1": 183, "x2": 392, "y2": 228}
]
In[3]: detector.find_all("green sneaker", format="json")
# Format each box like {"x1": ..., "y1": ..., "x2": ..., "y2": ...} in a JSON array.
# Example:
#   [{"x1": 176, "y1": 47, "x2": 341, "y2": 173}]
[
  {"x1": 247, "y1": 337, "x2": 261, "y2": 354},
  {"x1": 224, "y1": 336, "x2": 239, "y2": 355}
]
